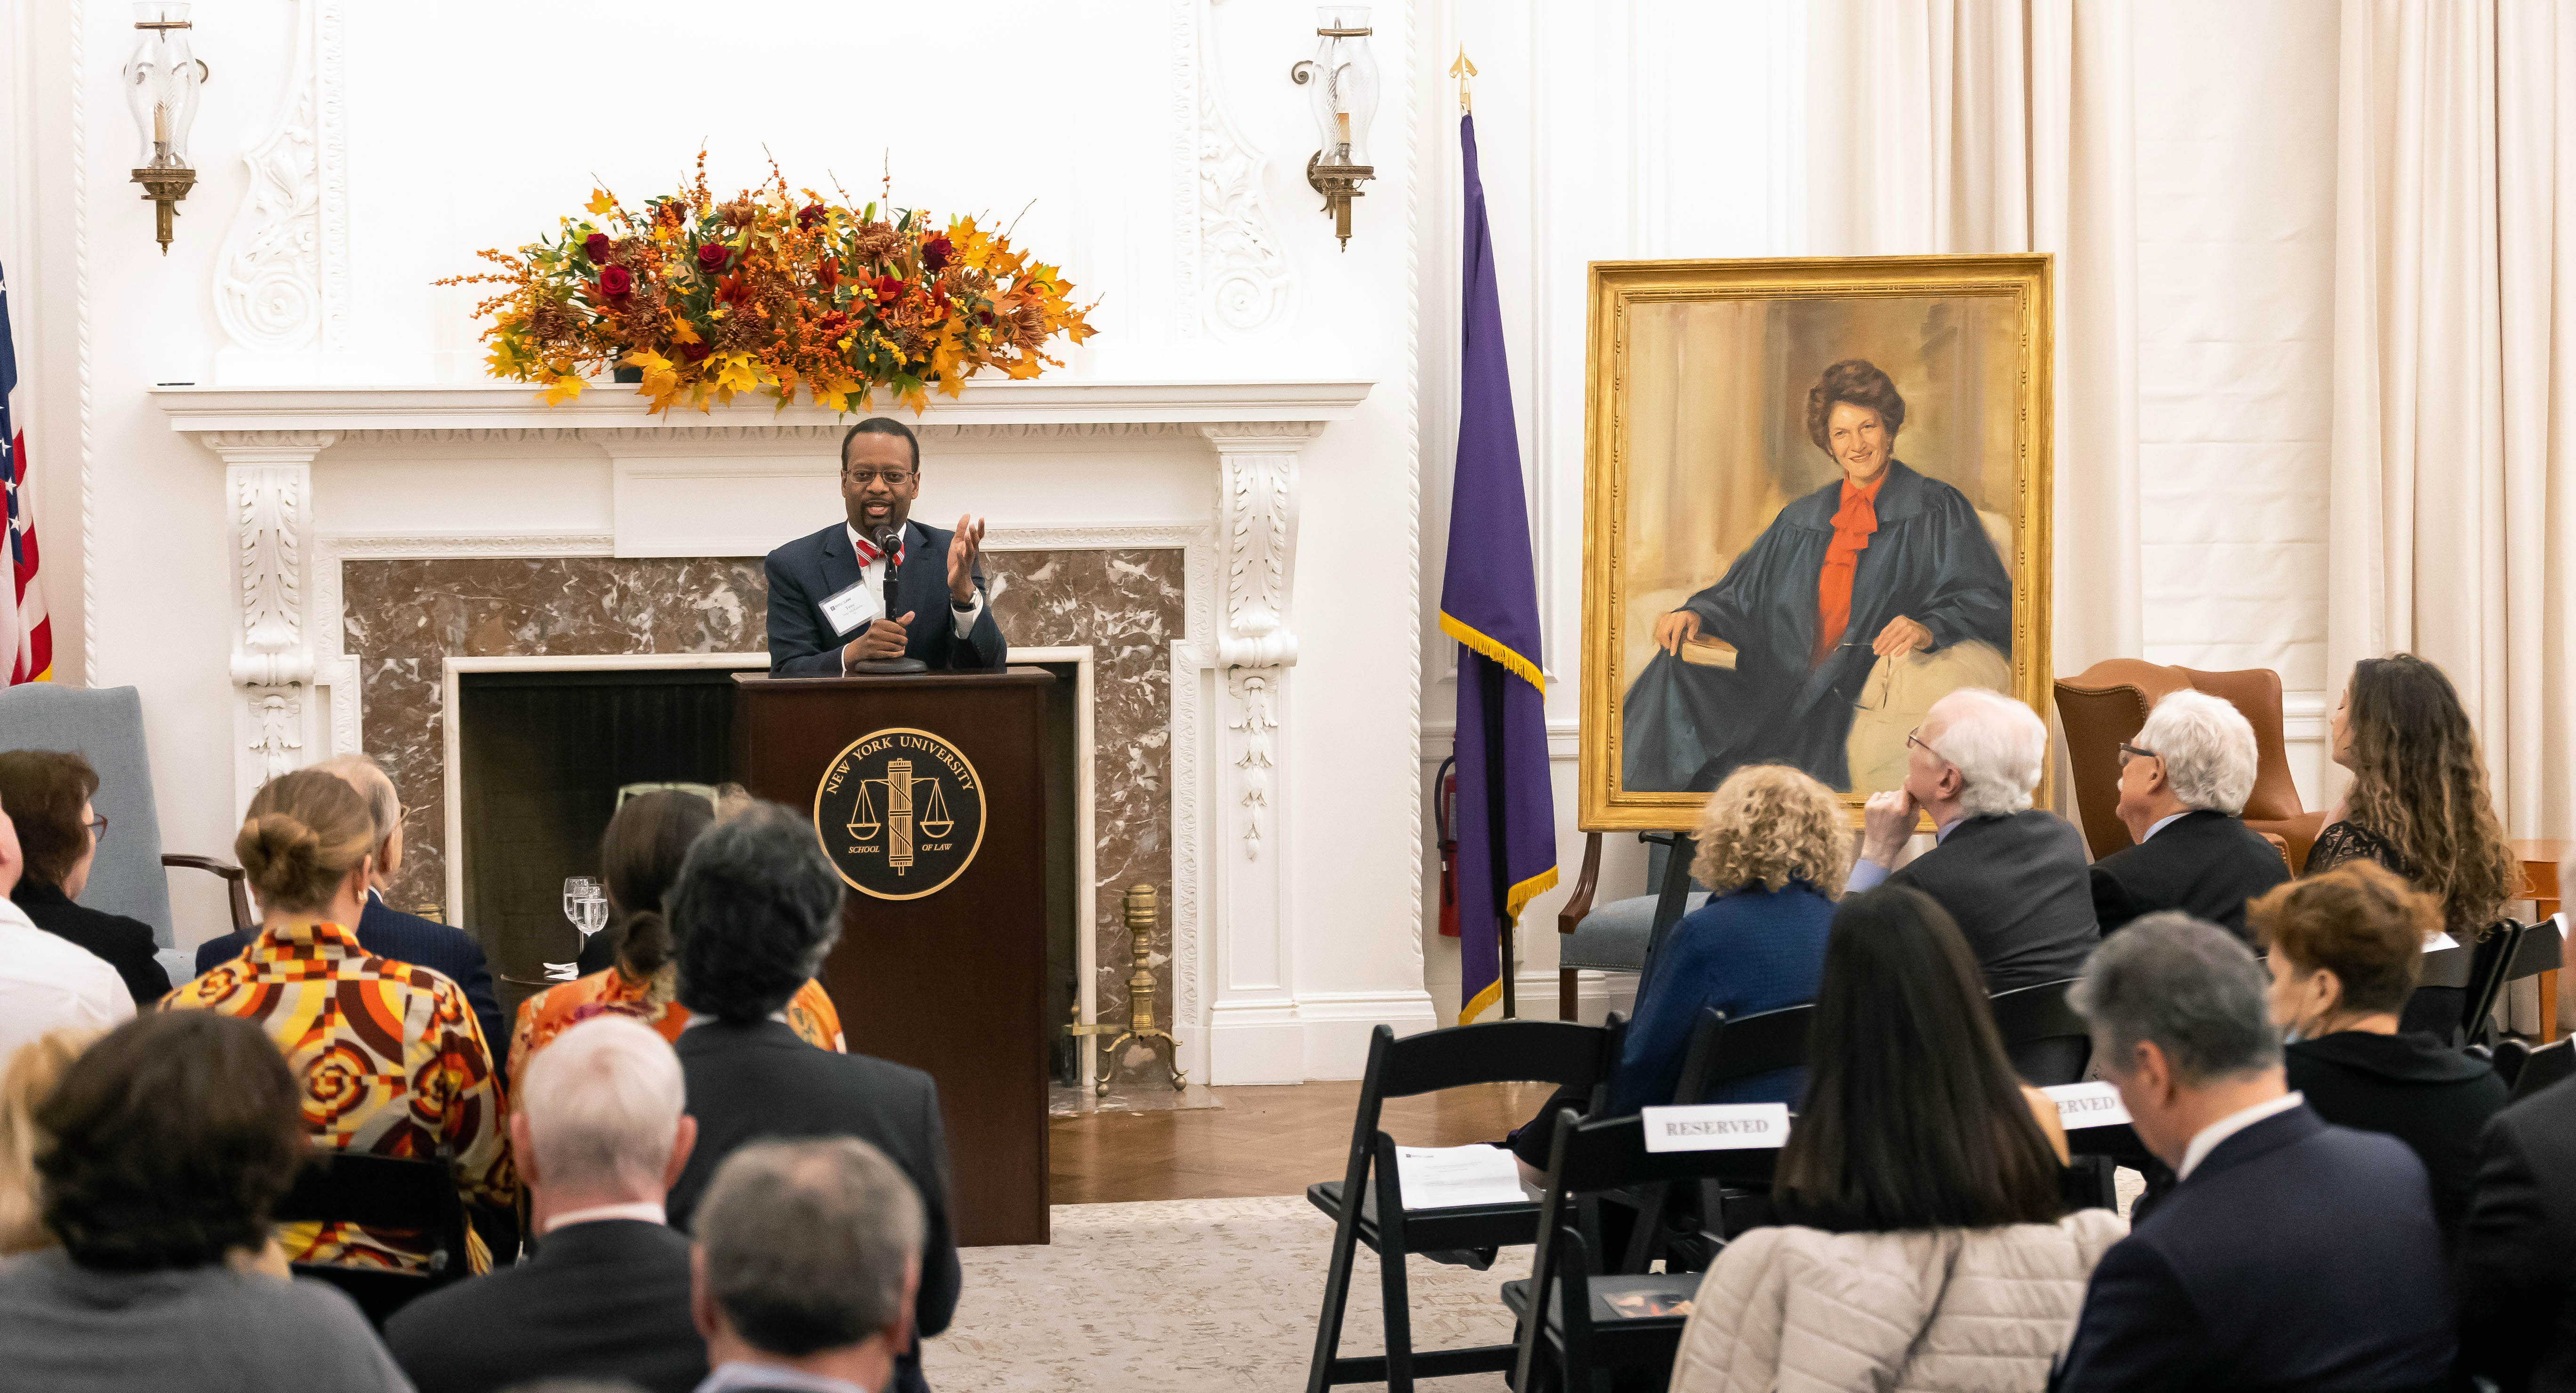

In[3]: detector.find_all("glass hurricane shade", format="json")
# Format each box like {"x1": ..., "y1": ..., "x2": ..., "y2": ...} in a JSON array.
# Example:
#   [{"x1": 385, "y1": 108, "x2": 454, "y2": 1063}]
[
  {"x1": 1306, "y1": 6, "x2": 1379, "y2": 170},
  {"x1": 121, "y1": 3, "x2": 202, "y2": 171}
]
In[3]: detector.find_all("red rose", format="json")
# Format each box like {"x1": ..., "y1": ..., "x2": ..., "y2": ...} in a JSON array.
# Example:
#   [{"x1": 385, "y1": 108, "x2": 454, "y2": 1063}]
[
  {"x1": 697, "y1": 243, "x2": 731, "y2": 274},
  {"x1": 583, "y1": 232, "x2": 612, "y2": 263},
  {"x1": 598, "y1": 265, "x2": 633, "y2": 298},
  {"x1": 798, "y1": 203, "x2": 827, "y2": 229},
  {"x1": 921, "y1": 233, "x2": 953, "y2": 272},
  {"x1": 682, "y1": 340, "x2": 713, "y2": 362},
  {"x1": 871, "y1": 275, "x2": 905, "y2": 303}
]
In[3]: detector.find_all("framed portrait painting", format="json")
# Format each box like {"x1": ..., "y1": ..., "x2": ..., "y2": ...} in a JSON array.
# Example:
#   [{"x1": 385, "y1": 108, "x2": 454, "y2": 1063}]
[{"x1": 1578, "y1": 254, "x2": 2053, "y2": 830}]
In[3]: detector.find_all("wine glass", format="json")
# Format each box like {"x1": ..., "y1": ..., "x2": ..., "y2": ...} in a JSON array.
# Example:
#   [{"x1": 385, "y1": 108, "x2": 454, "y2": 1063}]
[{"x1": 547, "y1": 876, "x2": 606, "y2": 981}]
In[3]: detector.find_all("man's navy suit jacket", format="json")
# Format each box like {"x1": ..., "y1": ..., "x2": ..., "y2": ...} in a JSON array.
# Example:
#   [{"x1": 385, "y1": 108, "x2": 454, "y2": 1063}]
[
  {"x1": 193, "y1": 891, "x2": 507, "y2": 1073},
  {"x1": 2053, "y1": 1103, "x2": 2454, "y2": 1391},
  {"x1": 765, "y1": 518, "x2": 1006, "y2": 676}
]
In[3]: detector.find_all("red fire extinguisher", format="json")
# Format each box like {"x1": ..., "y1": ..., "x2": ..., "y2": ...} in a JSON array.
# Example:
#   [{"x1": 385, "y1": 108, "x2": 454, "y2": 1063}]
[{"x1": 1434, "y1": 755, "x2": 1460, "y2": 937}]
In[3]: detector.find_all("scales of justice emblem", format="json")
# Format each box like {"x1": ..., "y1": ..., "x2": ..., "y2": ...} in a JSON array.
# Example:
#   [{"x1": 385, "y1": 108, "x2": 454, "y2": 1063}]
[{"x1": 812, "y1": 727, "x2": 988, "y2": 900}]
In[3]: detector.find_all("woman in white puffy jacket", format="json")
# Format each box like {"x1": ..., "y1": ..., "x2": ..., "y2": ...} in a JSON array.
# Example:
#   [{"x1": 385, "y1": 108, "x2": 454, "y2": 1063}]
[{"x1": 1668, "y1": 885, "x2": 2125, "y2": 1393}]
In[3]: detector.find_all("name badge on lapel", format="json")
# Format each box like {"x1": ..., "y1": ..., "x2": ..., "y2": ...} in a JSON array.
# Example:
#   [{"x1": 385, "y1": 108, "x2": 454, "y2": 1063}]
[{"x1": 818, "y1": 580, "x2": 882, "y2": 637}]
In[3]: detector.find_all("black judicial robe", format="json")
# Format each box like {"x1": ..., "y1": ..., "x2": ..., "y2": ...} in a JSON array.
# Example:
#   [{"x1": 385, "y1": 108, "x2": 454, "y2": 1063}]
[{"x1": 1622, "y1": 460, "x2": 2010, "y2": 793}]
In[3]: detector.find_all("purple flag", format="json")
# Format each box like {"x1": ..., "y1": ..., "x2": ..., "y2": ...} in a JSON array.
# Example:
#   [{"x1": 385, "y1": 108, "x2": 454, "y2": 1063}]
[{"x1": 1441, "y1": 113, "x2": 1556, "y2": 1024}]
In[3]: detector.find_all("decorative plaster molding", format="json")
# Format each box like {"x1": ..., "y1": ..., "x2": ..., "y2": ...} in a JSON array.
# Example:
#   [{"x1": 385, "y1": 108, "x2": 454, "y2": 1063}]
[
  {"x1": 72, "y1": 0, "x2": 95, "y2": 684},
  {"x1": 1226, "y1": 667, "x2": 1277, "y2": 858},
  {"x1": 1185, "y1": 0, "x2": 1294, "y2": 336},
  {"x1": 229, "y1": 465, "x2": 310, "y2": 689},
  {"x1": 1203, "y1": 423, "x2": 1316, "y2": 671},
  {"x1": 213, "y1": 0, "x2": 322, "y2": 353}
]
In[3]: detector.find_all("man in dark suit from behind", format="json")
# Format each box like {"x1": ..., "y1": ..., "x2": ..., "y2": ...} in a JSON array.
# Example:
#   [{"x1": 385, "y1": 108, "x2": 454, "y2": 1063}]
[
  {"x1": 2053, "y1": 914, "x2": 2454, "y2": 1391},
  {"x1": 765, "y1": 416, "x2": 1007, "y2": 677},
  {"x1": 192, "y1": 753, "x2": 507, "y2": 1073},
  {"x1": 2458, "y1": 939, "x2": 2576, "y2": 1393},
  {"x1": 662, "y1": 801, "x2": 960, "y2": 1393},
  {"x1": 385, "y1": 1015, "x2": 706, "y2": 1393},
  {"x1": 692, "y1": 1138, "x2": 929, "y2": 1393},
  {"x1": 1849, "y1": 687, "x2": 2099, "y2": 996},
  {"x1": 2087, "y1": 689, "x2": 2289, "y2": 940}
]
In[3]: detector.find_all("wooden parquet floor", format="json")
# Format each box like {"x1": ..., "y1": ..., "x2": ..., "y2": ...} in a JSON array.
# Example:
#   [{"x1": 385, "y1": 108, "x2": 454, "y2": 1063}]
[{"x1": 1049, "y1": 1080, "x2": 1559, "y2": 1205}]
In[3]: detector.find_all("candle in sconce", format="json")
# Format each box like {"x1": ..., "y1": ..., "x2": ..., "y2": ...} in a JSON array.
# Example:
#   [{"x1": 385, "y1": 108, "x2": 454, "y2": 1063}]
[
  {"x1": 1335, "y1": 111, "x2": 1350, "y2": 154},
  {"x1": 152, "y1": 103, "x2": 166, "y2": 147}
]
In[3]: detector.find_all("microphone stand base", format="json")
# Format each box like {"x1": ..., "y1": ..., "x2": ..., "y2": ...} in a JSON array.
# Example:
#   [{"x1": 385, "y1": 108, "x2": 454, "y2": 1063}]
[{"x1": 847, "y1": 658, "x2": 929, "y2": 675}]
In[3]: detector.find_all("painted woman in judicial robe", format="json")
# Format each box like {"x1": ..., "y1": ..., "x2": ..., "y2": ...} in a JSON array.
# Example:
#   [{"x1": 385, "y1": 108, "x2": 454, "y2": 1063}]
[{"x1": 1622, "y1": 359, "x2": 2012, "y2": 793}]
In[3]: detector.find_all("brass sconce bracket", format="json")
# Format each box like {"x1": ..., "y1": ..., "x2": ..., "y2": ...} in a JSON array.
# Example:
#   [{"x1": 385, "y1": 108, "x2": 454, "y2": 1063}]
[
  {"x1": 1304, "y1": 153, "x2": 1375, "y2": 252},
  {"x1": 131, "y1": 165, "x2": 196, "y2": 256}
]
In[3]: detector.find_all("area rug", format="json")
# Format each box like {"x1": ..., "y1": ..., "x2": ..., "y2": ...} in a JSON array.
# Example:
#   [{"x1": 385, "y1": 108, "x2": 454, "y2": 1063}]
[{"x1": 919, "y1": 1196, "x2": 1532, "y2": 1393}]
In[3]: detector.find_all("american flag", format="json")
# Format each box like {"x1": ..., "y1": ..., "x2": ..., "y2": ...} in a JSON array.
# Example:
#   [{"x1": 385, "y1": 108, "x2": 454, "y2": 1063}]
[{"x1": 0, "y1": 261, "x2": 51, "y2": 684}]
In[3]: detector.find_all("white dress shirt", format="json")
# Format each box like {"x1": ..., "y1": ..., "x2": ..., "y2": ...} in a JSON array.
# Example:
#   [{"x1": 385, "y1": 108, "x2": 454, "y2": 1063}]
[
  {"x1": 2141, "y1": 810, "x2": 2189, "y2": 842},
  {"x1": 696, "y1": 1361, "x2": 872, "y2": 1393},
  {"x1": 1846, "y1": 813, "x2": 1968, "y2": 893},
  {"x1": 2176, "y1": 1089, "x2": 2305, "y2": 1180},
  {"x1": 839, "y1": 522, "x2": 985, "y2": 674},
  {"x1": 0, "y1": 894, "x2": 134, "y2": 1061},
  {"x1": 539, "y1": 1200, "x2": 668, "y2": 1235}
]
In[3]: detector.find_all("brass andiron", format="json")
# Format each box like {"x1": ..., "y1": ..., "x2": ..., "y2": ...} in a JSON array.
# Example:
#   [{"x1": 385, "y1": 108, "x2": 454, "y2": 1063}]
[{"x1": 1085, "y1": 883, "x2": 1185, "y2": 1095}]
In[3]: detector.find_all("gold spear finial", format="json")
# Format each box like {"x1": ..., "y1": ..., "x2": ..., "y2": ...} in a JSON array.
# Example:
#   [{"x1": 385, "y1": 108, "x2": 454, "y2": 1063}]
[{"x1": 1450, "y1": 47, "x2": 1477, "y2": 114}]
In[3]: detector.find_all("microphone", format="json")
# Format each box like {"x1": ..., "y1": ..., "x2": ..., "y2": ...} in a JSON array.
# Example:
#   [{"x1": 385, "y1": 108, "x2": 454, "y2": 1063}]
[
  {"x1": 847, "y1": 522, "x2": 926, "y2": 674},
  {"x1": 874, "y1": 523, "x2": 904, "y2": 624}
]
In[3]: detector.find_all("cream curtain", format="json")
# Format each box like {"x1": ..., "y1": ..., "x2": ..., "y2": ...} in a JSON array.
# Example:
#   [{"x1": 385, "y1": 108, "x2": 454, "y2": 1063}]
[
  {"x1": 1807, "y1": 0, "x2": 2141, "y2": 678},
  {"x1": 2328, "y1": 2, "x2": 2576, "y2": 840}
]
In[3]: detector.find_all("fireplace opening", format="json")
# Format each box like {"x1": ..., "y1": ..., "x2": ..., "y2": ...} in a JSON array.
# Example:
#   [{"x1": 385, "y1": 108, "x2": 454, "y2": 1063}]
[{"x1": 456, "y1": 667, "x2": 742, "y2": 1024}]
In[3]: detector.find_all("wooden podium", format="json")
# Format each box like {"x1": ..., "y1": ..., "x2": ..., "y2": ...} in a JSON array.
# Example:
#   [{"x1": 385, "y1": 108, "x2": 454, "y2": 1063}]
[{"x1": 733, "y1": 669, "x2": 1055, "y2": 1247}]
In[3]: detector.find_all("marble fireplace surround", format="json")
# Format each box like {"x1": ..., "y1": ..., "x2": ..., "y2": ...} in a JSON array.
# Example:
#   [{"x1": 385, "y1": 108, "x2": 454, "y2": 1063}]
[{"x1": 155, "y1": 378, "x2": 1375, "y2": 1088}]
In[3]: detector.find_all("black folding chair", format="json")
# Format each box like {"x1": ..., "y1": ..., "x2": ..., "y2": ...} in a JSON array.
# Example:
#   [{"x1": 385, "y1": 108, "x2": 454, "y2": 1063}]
[
  {"x1": 1303, "y1": 1018, "x2": 1625, "y2": 1393},
  {"x1": 2509, "y1": 1037, "x2": 2576, "y2": 1104},
  {"x1": 1988, "y1": 977, "x2": 2091, "y2": 1086},
  {"x1": 1506, "y1": 1111, "x2": 1746, "y2": 1393},
  {"x1": 2455, "y1": 920, "x2": 2531, "y2": 1048},
  {"x1": 1618, "y1": 1004, "x2": 1812, "y2": 1275},
  {"x1": 2471, "y1": 920, "x2": 2564, "y2": 1049},
  {"x1": 271, "y1": 1151, "x2": 470, "y2": 1328}
]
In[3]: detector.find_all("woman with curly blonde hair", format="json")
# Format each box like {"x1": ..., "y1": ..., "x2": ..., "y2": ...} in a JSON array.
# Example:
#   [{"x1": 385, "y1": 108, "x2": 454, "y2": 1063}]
[{"x1": 1505, "y1": 765, "x2": 1846, "y2": 1179}]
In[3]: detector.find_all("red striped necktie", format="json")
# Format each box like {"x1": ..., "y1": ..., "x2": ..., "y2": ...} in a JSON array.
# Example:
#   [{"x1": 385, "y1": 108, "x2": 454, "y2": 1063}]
[{"x1": 853, "y1": 529, "x2": 906, "y2": 568}]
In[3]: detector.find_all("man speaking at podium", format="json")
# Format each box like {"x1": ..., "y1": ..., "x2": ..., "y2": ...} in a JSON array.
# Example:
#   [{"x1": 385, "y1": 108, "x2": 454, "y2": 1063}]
[{"x1": 765, "y1": 417, "x2": 1009, "y2": 676}]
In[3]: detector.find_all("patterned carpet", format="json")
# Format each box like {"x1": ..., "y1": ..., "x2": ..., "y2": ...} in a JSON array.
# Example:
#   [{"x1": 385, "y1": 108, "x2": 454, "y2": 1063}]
[{"x1": 920, "y1": 1196, "x2": 1532, "y2": 1393}]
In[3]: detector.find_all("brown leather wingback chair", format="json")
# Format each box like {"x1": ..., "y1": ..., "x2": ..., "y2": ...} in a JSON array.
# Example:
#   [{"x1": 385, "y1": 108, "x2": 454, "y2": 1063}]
[{"x1": 2053, "y1": 659, "x2": 2327, "y2": 873}]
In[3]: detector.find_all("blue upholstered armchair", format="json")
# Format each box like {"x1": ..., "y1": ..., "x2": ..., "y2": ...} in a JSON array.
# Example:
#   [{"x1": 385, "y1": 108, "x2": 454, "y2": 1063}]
[
  {"x1": 1554, "y1": 831, "x2": 1706, "y2": 1021},
  {"x1": 0, "y1": 684, "x2": 254, "y2": 986}
]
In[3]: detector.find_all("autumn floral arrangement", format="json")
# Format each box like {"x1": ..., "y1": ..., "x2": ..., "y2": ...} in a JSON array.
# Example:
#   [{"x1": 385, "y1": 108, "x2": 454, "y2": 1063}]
[{"x1": 443, "y1": 156, "x2": 1097, "y2": 414}]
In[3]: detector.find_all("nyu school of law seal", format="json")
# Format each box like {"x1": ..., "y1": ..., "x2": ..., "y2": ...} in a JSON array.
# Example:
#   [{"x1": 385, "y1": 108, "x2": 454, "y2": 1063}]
[{"x1": 811, "y1": 727, "x2": 988, "y2": 900}]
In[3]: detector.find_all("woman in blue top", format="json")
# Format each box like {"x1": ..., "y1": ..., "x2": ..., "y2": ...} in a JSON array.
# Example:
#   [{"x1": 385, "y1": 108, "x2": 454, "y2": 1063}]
[{"x1": 1508, "y1": 764, "x2": 1845, "y2": 1177}]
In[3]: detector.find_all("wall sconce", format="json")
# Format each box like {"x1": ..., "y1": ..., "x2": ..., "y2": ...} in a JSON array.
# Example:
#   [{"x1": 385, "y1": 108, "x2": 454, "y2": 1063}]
[
  {"x1": 121, "y1": 3, "x2": 209, "y2": 256},
  {"x1": 1291, "y1": 7, "x2": 1378, "y2": 251}
]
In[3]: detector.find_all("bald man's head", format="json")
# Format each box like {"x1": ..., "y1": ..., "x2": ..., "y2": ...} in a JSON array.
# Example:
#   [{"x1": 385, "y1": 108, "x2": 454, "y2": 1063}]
[{"x1": 313, "y1": 753, "x2": 402, "y2": 883}]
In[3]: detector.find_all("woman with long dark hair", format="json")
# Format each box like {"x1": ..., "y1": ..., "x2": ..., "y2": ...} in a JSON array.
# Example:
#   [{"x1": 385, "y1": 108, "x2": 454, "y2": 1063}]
[
  {"x1": 1669, "y1": 886, "x2": 2117, "y2": 1391},
  {"x1": 2311, "y1": 654, "x2": 2519, "y2": 936},
  {"x1": 2310, "y1": 654, "x2": 2520, "y2": 1036},
  {"x1": 508, "y1": 791, "x2": 843, "y2": 1093}
]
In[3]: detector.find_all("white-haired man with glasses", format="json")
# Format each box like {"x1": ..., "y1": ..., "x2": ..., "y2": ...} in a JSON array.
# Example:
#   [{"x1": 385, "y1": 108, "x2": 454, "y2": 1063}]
[
  {"x1": 764, "y1": 417, "x2": 1008, "y2": 676},
  {"x1": 2087, "y1": 689, "x2": 2289, "y2": 940},
  {"x1": 1849, "y1": 688, "x2": 2099, "y2": 1042}
]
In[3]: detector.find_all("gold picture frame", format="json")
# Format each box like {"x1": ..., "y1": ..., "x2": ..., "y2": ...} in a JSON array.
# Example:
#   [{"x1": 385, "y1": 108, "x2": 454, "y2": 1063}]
[{"x1": 1578, "y1": 254, "x2": 2054, "y2": 831}]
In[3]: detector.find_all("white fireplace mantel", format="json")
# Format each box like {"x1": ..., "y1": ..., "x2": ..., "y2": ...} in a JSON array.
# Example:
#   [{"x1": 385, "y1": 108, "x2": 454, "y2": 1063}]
[
  {"x1": 153, "y1": 375, "x2": 1373, "y2": 1086},
  {"x1": 148, "y1": 378, "x2": 1373, "y2": 435}
]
